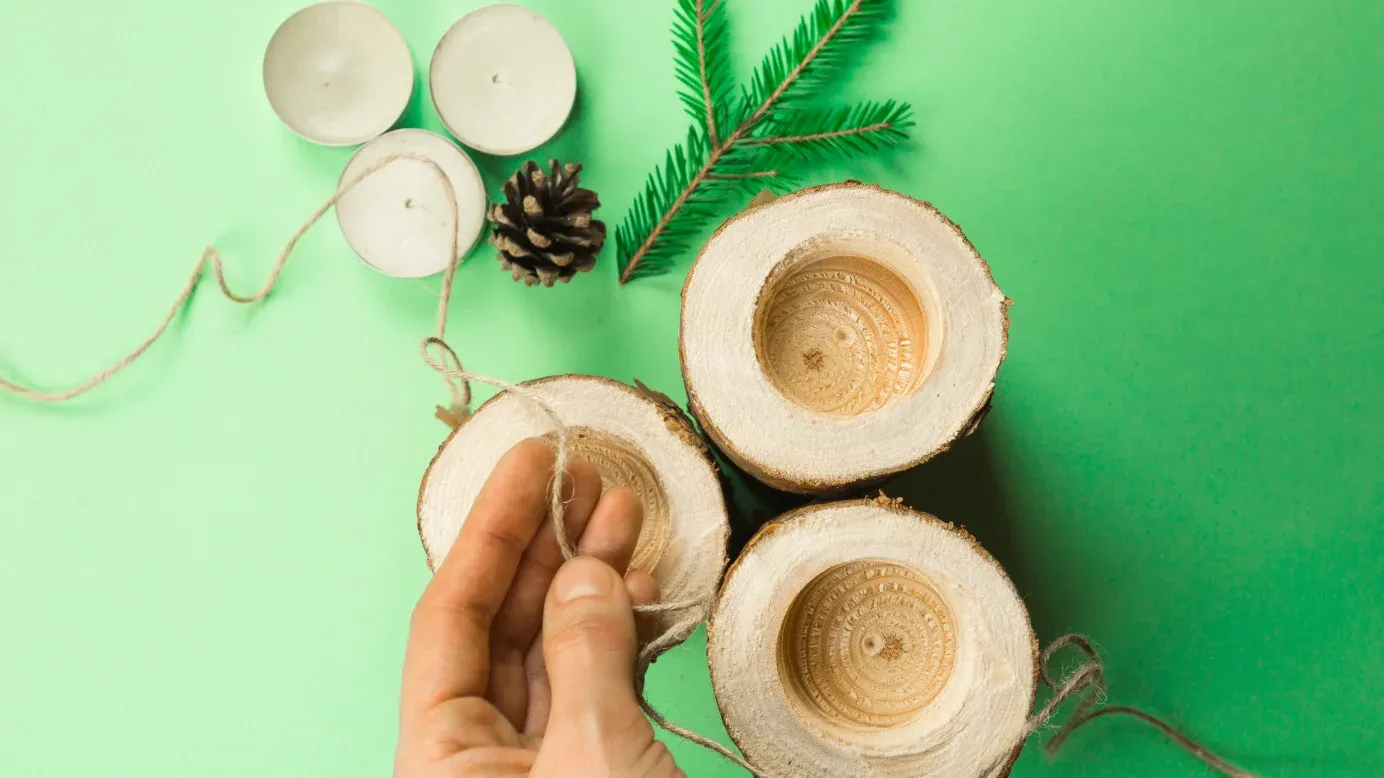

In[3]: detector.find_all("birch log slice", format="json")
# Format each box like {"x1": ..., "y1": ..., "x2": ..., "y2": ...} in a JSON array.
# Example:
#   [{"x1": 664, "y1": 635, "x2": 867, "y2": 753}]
[
  {"x1": 417, "y1": 375, "x2": 729, "y2": 644},
  {"x1": 708, "y1": 499, "x2": 1037, "y2": 778},
  {"x1": 681, "y1": 183, "x2": 1009, "y2": 493}
]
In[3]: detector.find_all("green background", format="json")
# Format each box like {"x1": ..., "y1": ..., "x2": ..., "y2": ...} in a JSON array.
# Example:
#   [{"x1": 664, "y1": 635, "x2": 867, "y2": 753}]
[{"x1": 1, "y1": 0, "x2": 1380, "y2": 775}]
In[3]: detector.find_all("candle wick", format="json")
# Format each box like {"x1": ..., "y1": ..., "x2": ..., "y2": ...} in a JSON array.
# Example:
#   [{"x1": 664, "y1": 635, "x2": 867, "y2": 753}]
[{"x1": 491, "y1": 73, "x2": 504, "y2": 85}]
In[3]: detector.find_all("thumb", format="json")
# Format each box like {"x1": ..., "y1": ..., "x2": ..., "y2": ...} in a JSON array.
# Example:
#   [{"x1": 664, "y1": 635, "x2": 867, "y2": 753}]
[{"x1": 542, "y1": 556, "x2": 643, "y2": 727}]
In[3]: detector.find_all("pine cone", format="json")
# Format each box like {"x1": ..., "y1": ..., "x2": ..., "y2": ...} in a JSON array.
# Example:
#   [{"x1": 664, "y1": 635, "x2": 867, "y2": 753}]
[{"x1": 488, "y1": 159, "x2": 607, "y2": 287}]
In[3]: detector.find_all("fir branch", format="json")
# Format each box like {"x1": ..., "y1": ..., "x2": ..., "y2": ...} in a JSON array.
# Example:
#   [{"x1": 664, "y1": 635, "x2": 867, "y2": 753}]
[
  {"x1": 746, "y1": 100, "x2": 913, "y2": 157},
  {"x1": 615, "y1": 128, "x2": 791, "y2": 282},
  {"x1": 618, "y1": 0, "x2": 896, "y2": 284},
  {"x1": 736, "y1": 0, "x2": 889, "y2": 127},
  {"x1": 673, "y1": 0, "x2": 736, "y2": 145}
]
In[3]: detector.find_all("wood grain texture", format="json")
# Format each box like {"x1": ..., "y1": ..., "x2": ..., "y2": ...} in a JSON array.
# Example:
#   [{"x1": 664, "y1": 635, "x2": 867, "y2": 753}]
[
  {"x1": 754, "y1": 254, "x2": 929, "y2": 417},
  {"x1": 778, "y1": 559, "x2": 957, "y2": 730}
]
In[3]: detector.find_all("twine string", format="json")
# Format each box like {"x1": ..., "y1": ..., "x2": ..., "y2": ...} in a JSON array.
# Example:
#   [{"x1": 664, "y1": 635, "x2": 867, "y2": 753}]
[
  {"x1": 0, "y1": 152, "x2": 467, "y2": 405},
  {"x1": 1, "y1": 152, "x2": 1255, "y2": 778},
  {"x1": 982, "y1": 634, "x2": 1257, "y2": 778}
]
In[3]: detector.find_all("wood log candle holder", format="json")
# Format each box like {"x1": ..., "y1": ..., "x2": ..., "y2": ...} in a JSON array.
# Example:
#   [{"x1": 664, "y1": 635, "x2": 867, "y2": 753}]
[
  {"x1": 681, "y1": 183, "x2": 1009, "y2": 494},
  {"x1": 417, "y1": 375, "x2": 730, "y2": 644},
  {"x1": 708, "y1": 498, "x2": 1037, "y2": 777}
]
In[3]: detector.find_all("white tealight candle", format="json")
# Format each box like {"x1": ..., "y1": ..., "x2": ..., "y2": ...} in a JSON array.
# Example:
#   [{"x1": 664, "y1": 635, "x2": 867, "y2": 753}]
[
  {"x1": 430, "y1": 4, "x2": 577, "y2": 156},
  {"x1": 263, "y1": 1, "x2": 414, "y2": 146},
  {"x1": 336, "y1": 129, "x2": 488, "y2": 278}
]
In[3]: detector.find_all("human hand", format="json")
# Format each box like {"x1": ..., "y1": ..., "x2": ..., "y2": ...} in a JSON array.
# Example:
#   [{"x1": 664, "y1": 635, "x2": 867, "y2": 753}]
[{"x1": 395, "y1": 439, "x2": 684, "y2": 778}]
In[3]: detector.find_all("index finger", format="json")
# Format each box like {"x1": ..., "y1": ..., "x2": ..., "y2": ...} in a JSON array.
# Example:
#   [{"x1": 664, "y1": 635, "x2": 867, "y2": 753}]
[{"x1": 401, "y1": 439, "x2": 557, "y2": 718}]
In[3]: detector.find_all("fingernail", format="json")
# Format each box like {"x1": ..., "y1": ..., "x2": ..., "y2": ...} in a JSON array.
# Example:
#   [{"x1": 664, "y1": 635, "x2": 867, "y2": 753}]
[{"x1": 555, "y1": 557, "x2": 614, "y2": 603}]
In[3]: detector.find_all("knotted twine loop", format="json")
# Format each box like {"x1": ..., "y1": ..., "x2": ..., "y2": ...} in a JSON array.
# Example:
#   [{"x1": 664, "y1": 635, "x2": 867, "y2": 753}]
[
  {"x1": 982, "y1": 634, "x2": 1257, "y2": 778},
  {"x1": 420, "y1": 337, "x2": 576, "y2": 559}
]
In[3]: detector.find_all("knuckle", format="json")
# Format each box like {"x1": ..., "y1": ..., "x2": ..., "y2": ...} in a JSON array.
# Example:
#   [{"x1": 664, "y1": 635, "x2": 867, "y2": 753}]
[
  {"x1": 411, "y1": 589, "x2": 491, "y2": 636},
  {"x1": 477, "y1": 523, "x2": 529, "y2": 558},
  {"x1": 509, "y1": 438, "x2": 556, "y2": 472},
  {"x1": 526, "y1": 545, "x2": 567, "y2": 579},
  {"x1": 547, "y1": 612, "x2": 630, "y2": 656}
]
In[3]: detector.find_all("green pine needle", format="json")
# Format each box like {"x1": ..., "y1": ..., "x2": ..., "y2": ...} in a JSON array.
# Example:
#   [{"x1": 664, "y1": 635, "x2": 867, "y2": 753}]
[
  {"x1": 748, "y1": 100, "x2": 914, "y2": 160},
  {"x1": 672, "y1": 0, "x2": 739, "y2": 142},
  {"x1": 737, "y1": 0, "x2": 891, "y2": 123},
  {"x1": 615, "y1": 128, "x2": 793, "y2": 282},
  {"x1": 616, "y1": 0, "x2": 904, "y2": 284}
]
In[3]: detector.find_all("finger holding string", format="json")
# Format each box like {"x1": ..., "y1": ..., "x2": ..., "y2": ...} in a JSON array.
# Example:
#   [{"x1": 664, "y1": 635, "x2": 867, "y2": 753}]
[
  {"x1": 521, "y1": 485, "x2": 648, "y2": 737},
  {"x1": 518, "y1": 573, "x2": 659, "y2": 739},
  {"x1": 486, "y1": 466, "x2": 651, "y2": 734},
  {"x1": 486, "y1": 454, "x2": 604, "y2": 731},
  {"x1": 418, "y1": 350, "x2": 711, "y2": 624}
]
